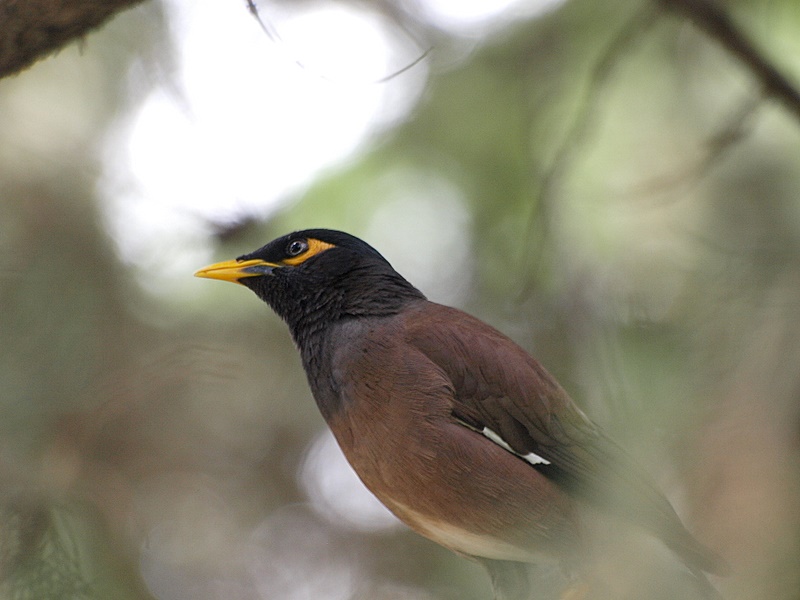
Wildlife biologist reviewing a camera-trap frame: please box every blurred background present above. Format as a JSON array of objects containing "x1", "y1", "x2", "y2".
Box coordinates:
[{"x1": 1, "y1": 0, "x2": 800, "y2": 598}]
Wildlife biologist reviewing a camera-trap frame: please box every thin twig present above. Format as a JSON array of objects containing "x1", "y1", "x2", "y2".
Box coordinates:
[
  {"x1": 519, "y1": 5, "x2": 660, "y2": 293},
  {"x1": 628, "y1": 91, "x2": 762, "y2": 197},
  {"x1": 245, "y1": 0, "x2": 431, "y2": 84}
]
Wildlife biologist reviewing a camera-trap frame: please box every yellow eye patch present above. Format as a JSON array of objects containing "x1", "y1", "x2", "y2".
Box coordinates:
[{"x1": 282, "y1": 238, "x2": 336, "y2": 266}]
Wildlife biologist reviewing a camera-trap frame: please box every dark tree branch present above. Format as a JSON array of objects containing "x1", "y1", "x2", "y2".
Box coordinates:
[
  {"x1": 660, "y1": 0, "x2": 800, "y2": 121},
  {"x1": 0, "y1": 0, "x2": 146, "y2": 80}
]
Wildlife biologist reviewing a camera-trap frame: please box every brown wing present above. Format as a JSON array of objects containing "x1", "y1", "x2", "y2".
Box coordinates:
[{"x1": 403, "y1": 301, "x2": 728, "y2": 576}]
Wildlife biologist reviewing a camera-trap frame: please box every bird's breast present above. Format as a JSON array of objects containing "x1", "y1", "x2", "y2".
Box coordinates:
[{"x1": 310, "y1": 315, "x2": 581, "y2": 563}]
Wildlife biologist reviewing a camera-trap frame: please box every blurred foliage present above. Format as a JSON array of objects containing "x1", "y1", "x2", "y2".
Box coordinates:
[{"x1": 1, "y1": 0, "x2": 800, "y2": 599}]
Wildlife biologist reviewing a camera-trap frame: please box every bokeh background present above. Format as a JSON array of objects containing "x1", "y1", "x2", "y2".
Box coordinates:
[{"x1": 2, "y1": 0, "x2": 800, "y2": 598}]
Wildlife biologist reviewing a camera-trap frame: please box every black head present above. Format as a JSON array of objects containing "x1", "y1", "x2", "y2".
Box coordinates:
[{"x1": 195, "y1": 229, "x2": 425, "y2": 342}]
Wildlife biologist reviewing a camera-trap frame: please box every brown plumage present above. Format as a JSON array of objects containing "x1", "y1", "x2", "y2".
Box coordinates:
[{"x1": 195, "y1": 229, "x2": 728, "y2": 600}]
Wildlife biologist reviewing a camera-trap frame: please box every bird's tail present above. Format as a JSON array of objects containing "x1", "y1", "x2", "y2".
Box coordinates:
[{"x1": 662, "y1": 528, "x2": 729, "y2": 599}]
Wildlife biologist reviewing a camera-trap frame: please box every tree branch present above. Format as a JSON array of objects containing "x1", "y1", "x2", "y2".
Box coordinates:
[
  {"x1": 660, "y1": 0, "x2": 800, "y2": 122},
  {"x1": 0, "y1": 0, "x2": 146, "y2": 80}
]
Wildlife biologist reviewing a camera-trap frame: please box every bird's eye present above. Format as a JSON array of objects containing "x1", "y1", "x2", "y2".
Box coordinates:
[{"x1": 286, "y1": 239, "x2": 308, "y2": 257}]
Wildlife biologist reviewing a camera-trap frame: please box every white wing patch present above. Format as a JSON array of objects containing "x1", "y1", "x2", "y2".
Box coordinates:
[{"x1": 480, "y1": 426, "x2": 551, "y2": 466}]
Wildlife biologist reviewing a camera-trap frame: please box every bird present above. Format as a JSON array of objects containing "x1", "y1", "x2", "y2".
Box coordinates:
[{"x1": 194, "y1": 228, "x2": 729, "y2": 600}]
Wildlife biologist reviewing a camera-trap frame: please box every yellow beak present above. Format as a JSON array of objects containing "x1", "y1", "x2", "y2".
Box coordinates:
[{"x1": 194, "y1": 258, "x2": 279, "y2": 285}]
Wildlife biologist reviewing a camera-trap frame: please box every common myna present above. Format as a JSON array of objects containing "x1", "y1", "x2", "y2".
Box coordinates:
[{"x1": 195, "y1": 229, "x2": 728, "y2": 599}]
